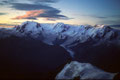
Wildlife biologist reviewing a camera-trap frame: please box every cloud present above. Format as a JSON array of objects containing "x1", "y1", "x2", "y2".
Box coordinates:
[
  {"x1": 12, "y1": 10, "x2": 45, "y2": 20},
  {"x1": 81, "y1": 14, "x2": 120, "y2": 19},
  {"x1": 0, "y1": 23, "x2": 15, "y2": 27},
  {"x1": 99, "y1": 19, "x2": 120, "y2": 25},
  {"x1": 12, "y1": 9, "x2": 69, "y2": 20},
  {"x1": 94, "y1": 16, "x2": 107, "y2": 19},
  {"x1": 28, "y1": 0, "x2": 59, "y2": 3},
  {"x1": 0, "y1": 0, "x2": 58, "y2": 11},
  {"x1": 0, "y1": 0, "x2": 15, "y2": 5},
  {"x1": 109, "y1": 15, "x2": 120, "y2": 18},
  {"x1": 81, "y1": 15, "x2": 108, "y2": 19},
  {"x1": 0, "y1": 0, "x2": 58, "y2": 5},
  {"x1": 110, "y1": 25, "x2": 120, "y2": 27},
  {"x1": 0, "y1": 13, "x2": 7, "y2": 15},
  {"x1": 0, "y1": 0, "x2": 70, "y2": 20},
  {"x1": 11, "y1": 3, "x2": 56, "y2": 11},
  {"x1": 80, "y1": 14, "x2": 120, "y2": 25},
  {"x1": 2, "y1": 0, "x2": 15, "y2": 3}
]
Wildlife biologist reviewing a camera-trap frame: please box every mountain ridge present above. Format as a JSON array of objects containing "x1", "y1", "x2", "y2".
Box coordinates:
[
  {"x1": 0, "y1": 21, "x2": 120, "y2": 79},
  {"x1": 0, "y1": 21, "x2": 120, "y2": 57}
]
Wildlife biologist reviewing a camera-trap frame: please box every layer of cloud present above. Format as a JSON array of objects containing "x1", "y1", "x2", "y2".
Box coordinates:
[
  {"x1": 0, "y1": 13, "x2": 7, "y2": 15},
  {"x1": 0, "y1": 0, "x2": 69, "y2": 21},
  {"x1": 12, "y1": 9, "x2": 69, "y2": 20},
  {"x1": 81, "y1": 15, "x2": 108, "y2": 19},
  {"x1": 81, "y1": 14, "x2": 120, "y2": 19},
  {"x1": 12, "y1": 10, "x2": 45, "y2": 20},
  {"x1": 0, "y1": 23, "x2": 15, "y2": 27},
  {"x1": 109, "y1": 15, "x2": 120, "y2": 18},
  {"x1": 0, "y1": 0, "x2": 58, "y2": 4},
  {"x1": 28, "y1": 0, "x2": 59, "y2": 3},
  {"x1": 0, "y1": 0, "x2": 15, "y2": 5},
  {"x1": 11, "y1": 3, "x2": 56, "y2": 11},
  {"x1": 100, "y1": 20, "x2": 120, "y2": 25}
]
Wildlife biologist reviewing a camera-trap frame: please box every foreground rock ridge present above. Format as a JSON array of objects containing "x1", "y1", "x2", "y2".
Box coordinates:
[{"x1": 56, "y1": 61, "x2": 116, "y2": 79}]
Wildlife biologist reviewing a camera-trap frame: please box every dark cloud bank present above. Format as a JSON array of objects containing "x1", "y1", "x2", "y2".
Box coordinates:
[{"x1": 0, "y1": 0, "x2": 69, "y2": 20}]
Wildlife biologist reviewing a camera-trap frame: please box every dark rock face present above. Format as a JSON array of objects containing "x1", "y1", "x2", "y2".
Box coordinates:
[
  {"x1": 113, "y1": 73, "x2": 120, "y2": 80},
  {"x1": 70, "y1": 40, "x2": 120, "y2": 73},
  {"x1": 0, "y1": 36, "x2": 71, "y2": 79}
]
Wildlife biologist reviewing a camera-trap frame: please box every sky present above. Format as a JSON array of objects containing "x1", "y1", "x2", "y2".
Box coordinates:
[{"x1": 0, "y1": 0, "x2": 120, "y2": 27}]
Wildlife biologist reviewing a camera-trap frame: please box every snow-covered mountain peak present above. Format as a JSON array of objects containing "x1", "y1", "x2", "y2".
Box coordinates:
[
  {"x1": 95, "y1": 24, "x2": 105, "y2": 28},
  {"x1": 12, "y1": 21, "x2": 119, "y2": 42},
  {"x1": 14, "y1": 21, "x2": 41, "y2": 33},
  {"x1": 13, "y1": 21, "x2": 112, "y2": 34},
  {"x1": 0, "y1": 21, "x2": 120, "y2": 57},
  {"x1": 54, "y1": 22, "x2": 65, "y2": 27}
]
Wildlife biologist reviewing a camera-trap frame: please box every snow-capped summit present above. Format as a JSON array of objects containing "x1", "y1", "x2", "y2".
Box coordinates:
[
  {"x1": 0, "y1": 21, "x2": 120, "y2": 57},
  {"x1": 0, "y1": 21, "x2": 120, "y2": 80},
  {"x1": 14, "y1": 21, "x2": 41, "y2": 33},
  {"x1": 13, "y1": 21, "x2": 115, "y2": 40},
  {"x1": 95, "y1": 24, "x2": 105, "y2": 28},
  {"x1": 0, "y1": 21, "x2": 119, "y2": 46}
]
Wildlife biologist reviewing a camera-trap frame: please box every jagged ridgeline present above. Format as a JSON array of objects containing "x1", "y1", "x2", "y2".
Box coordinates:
[{"x1": 0, "y1": 21, "x2": 120, "y2": 79}]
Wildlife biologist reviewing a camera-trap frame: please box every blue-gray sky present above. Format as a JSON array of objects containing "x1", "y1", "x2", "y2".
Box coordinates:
[{"x1": 0, "y1": 0, "x2": 120, "y2": 27}]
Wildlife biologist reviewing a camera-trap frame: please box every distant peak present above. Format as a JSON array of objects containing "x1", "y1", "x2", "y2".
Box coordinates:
[
  {"x1": 94, "y1": 24, "x2": 105, "y2": 28},
  {"x1": 55, "y1": 22, "x2": 65, "y2": 25}
]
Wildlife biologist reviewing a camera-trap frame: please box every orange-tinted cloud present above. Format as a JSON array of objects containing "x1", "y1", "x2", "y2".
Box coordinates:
[
  {"x1": 12, "y1": 9, "x2": 69, "y2": 21},
  {"x1": 13, "y1": 10, "x2": 45, "y2": 20}
]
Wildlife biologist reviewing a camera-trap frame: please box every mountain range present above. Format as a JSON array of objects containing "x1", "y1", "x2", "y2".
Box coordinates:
[{"x1": 0, "y1": 21, "x2": 120, "y2": 79}]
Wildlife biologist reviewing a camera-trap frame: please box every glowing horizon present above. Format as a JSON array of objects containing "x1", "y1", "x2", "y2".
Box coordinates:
[{"x1": 0, "y1": 0, "x2": 120, "y2": 27}]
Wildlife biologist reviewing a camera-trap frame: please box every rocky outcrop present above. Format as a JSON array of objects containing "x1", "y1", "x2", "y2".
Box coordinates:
[{"x1": 56, "y1": 61, "x2": 116, "y2": 79}]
